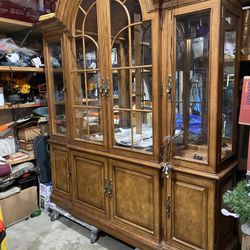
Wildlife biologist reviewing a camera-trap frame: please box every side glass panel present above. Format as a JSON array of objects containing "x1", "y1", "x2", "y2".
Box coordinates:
[
  {"x1": 221, "y1": 11, "x2": 237, "y2": 160},
  {"x1": 174, "y1": 12, "x2": 210, "y2": 163},
  {"x1": 110, "y1": 0, "x2": 153, "y2": 153},
  {"x1": 49, "y1": 42, "x2": 67, "y2": 136},
  {"x1": 72, "y1": 1, "x2": 104, "y2": 144}
]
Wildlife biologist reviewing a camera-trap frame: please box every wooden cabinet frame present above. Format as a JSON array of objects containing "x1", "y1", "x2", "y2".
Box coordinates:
[{"x1": 41, "y1": 0, "x2": 242, "y2": 249}]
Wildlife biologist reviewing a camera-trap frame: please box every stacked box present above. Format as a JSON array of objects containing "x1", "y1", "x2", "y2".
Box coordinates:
[{"x1": 39, "y1": 182, "x2": 52, "y2": 213}]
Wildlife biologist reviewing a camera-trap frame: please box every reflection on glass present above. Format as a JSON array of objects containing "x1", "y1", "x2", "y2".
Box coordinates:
[
  {"x1": 110, "y1": 0, "x2": 153, "y2": 153},
  {"x1": 73, "y1": 73, "x2": 100, "y2": 106},
  {"x1": 74, "y1": 108, "x2": 103, "y2": 142},
  {"x1": 132, "y1": 111, "x2": 153, "y2": 151},
  {"x1": 112, "y1": 69, "x2": 130, "y2": 109},
  {"x1": 75, "y1": 37, "x2": 98, "y2": 70},
  {"x1": 114, "y1": 111, "x2": 131, "y2": 146},
  {"x1": 174, "y1": 12, "x2": 210, "y2": 163},
  {"x1": 49, "y1": 42, "x2": 67, "y2": 136},
  {"x1": 132, "y1": 22, "x2": 152, "y2": 66},
  {"x1": 221, "y1": 11, "x2": 237, "y2": 160},
  {"x1": 75, "y1": 37, "x2": 83, "y2": 69},
  {"x1": 132, "y1": 68, "x2": 152, "y2": 110}
]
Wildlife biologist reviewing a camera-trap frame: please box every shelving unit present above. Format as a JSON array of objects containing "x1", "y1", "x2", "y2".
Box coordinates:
[
  {"x1": 0, "y1": 17, "x2": 33, "y2": 33},
  {"x1": 0, "y1": 66, "x2": 45, "y2": 73},
  {"x1": 0, "y1": 103, "x2": 47, "y2": 110},
  {"x1": 6, "y1": 151, "x2": 35, "y2": 165}
]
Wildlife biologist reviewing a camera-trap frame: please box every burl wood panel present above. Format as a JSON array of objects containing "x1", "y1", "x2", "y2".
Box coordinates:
[
  {"x1": 173, "y1": 180, "x2": 207, "y2": 249},
  {"x1": 110, "y1": 160, "x2": 160, "y2": 238},
  {"x1": 52, "y1": 147, "x2": 70, "y2": 195},
  {"x1": 74, "y1": 154, "x2": 106, "y2": 213}
]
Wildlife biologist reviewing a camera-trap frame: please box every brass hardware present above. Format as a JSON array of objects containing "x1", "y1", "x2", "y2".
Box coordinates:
[
  {"x1": 167, "y1": 75, "x2": 172, "y2": 102},
  {"x1": 99, "y1": 79, "x2": 105, "y2": 97},
  {"x1": 162, "y1": 162, "x2": 172, "y2": 178},
  {"x1": 104, "y1": 178, "x2": 112, "y2": 198},
  {"x1": 166, "y1": 195, "x2": 171, "y2": 218},
  {"x1": 105, "y1": 79, "x2": 110, "y2": 97},
  {"x1": 107, "y1": 179, "x2": 112, "y2": 198},
  {"x1": 104, "y1": 178, "x2": 109, "y2": 194}
]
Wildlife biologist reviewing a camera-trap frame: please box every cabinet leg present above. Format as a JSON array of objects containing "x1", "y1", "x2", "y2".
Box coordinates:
[
  {"x1": 50, "y1": 210, "x2": 60, "y2": 221},
  {"x1": 90, "y1": 228, "x2": 100, "y2": 244}
]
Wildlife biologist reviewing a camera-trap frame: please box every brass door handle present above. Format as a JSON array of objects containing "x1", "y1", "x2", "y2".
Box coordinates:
[
  {"x1": 104, "y1": 178, "x2": 109, "y2": 194},
  {"x1": 104, "y1": 178, "x2": 112, "y2": 198},
  {"x1": 105, "y1": 79, "x2": 110, "y2": 97},
  {"x1": 107, "y1": 179, "x2": 112, "y2": 198},
  {"x1": 99, "y1": 79, "x2": 105, "y2": 97}
]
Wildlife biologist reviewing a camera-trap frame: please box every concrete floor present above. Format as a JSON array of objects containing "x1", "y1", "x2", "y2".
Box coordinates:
[{"x1": 6, "y1": 213, "x2": 134, "y2": 250}]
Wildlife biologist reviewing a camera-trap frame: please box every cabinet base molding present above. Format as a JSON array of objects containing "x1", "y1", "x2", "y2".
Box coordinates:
[
  {"x1": 50, "y1": 193, "x2": 72, "y2": 212},
  {"x1": 71, "y1": 206, "x2": 162, "y2": 250}
]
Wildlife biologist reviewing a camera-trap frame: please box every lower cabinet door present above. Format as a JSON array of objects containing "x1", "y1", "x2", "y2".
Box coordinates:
[
  {"x1": 110, "y1": 159, "x2": 161, "y2": 242},
  {"x1": 50, "y1": 144, "x2": 71, "y2": 209},
  {"x1": 165, "y1": 172, "x2": 215, "y2": 250},
  {"x1": 71, "y1": 151, "x2": 109, "y2": 219}
]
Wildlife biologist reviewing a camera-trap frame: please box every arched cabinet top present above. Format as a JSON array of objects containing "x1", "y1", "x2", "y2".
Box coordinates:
[{"x1": 54, "y1": 0, "x2": 159, "y2": 33}]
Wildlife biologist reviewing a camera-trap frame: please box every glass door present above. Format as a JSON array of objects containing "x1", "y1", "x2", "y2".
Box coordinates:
[
  {"x1": 48, "y1": 41, "x2": 67, "y2": 136},
  {"x1": 174, "y1": 11, "x2": 210, "y2": 163},
  {"x1": 71, "y1": 0, "x2": 107, "y2": 146},
  {"x1": 108, "y1": 0, "x2": 153, "y2": 154},
  {"x1": 220, "y1": 10, "x2": 238, "y2": 160}
]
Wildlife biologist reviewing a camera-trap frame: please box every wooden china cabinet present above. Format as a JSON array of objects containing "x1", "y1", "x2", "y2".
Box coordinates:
[{"x1": 40, "y1": 0, "x2": 242, "y2": 249}]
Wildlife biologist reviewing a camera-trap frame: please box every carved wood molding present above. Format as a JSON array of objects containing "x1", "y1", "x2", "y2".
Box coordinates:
[{"x1": 53, "y1": 0, "x2": 159, "y2": 32}]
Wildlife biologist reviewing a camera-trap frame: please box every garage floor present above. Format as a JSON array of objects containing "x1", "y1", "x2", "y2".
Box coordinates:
[{"x1": 6, "y1": 213, "x2": 134, "y2": 250}]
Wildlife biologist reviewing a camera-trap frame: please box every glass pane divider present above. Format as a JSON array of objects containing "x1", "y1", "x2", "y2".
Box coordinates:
[
  {"x1": 72, "y1": 69, "x2": 99, "y2": 73},
  {"x1": 113, "y1": 108, "x2": 152, "y2": 113},
  {"x1": 73, "y1": 105, "x2": 101, "y2": 109},
  {"x1": 111, "y1": 65, "x2": 152, "y2": 71}
]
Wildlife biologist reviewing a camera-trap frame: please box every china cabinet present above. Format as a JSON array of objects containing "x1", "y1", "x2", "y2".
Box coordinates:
[{"x1": 41, "y1": 0, "x2": 242, "y2": 249}]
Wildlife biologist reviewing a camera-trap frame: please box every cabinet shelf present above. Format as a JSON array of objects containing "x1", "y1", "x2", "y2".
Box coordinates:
[
  {"x1": 0, "y1": 66, "x2": 45, "y2": 73},
  {"x1": 240, "y1": 55, "x2": 250, "y2": 62},
  {"x1": 0, "y1": 17, "x2": 33, "y2": 33},
  {"x1": 0, "y1": 103, "x2": 47, "y2": 110},
  {"x1": 6, "y1": 151, "x2": 35, "y2": 165}
]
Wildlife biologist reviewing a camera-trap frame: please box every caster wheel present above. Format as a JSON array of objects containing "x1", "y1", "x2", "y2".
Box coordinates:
[
  {"x1": 90, "y1": 230, "x2": 99, "y2": 244},
  {"x1": 50, "y1": 211, "x2": 60, "y2": 221}
]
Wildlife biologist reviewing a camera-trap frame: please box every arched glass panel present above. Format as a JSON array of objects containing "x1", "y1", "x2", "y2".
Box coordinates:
[
  {"x1": 73, "y1": 1, "x2": 104, "y2": 143},
  {"x1": 110, "y1": 0, "x2": 153, "y2": 153}
]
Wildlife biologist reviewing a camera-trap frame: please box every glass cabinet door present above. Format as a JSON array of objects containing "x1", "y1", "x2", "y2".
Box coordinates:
[
  {"x1": 72, "y1": 0, "x2": 105, "y2": 144},
  {"x1": 49, "y1": 42, "x2": 67, "y2": 136},
  {"x1": 109, "y1": 0, "x2": 153, "y2": 153},
  {"x1": 174, "y1": 12, "x2": 210, "y2": 163},
  {"x1": 220, "y1": 10, "x2": 238, "y2": 160}
]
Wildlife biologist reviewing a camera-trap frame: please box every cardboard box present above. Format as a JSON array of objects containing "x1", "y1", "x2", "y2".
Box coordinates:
[
  {"x1": 39, "y1": 182, "x2": 52, "y2": 213},
  {"x1": 242, "y1": 233, "x2": 250, "y2": 250},
  {"x1": 0, "y1": 186, "x2": 38, "y2": 227}
]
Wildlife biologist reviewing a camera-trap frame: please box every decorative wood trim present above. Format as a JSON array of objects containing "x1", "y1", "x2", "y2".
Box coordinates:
[{"x1": 69, "y1": 144, "x2": 162, "y2": 170}]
